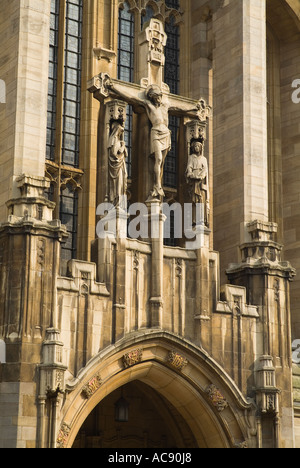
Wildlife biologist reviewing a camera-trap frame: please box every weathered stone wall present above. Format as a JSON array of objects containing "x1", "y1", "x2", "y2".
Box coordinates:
[{"x1": 0, "y1": 0, "x2": 51, "y2": 222}]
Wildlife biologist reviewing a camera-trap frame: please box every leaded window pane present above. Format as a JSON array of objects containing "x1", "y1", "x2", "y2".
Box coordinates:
[
  {"x1": 60, "y1": 184, "x2": 78, "y2": 263},
  {"x1": 62, "y1": 0, "x2": 83, "y2": 169},
  {"x1": 46, "y1": 0, "x2": 83, "y2": 267},
  {"x1": 46, "y1": 0, "x2": 60, "y2": 162},
  {"x1": 118, "y1": 2, "x2": 134, "y2": 177}
]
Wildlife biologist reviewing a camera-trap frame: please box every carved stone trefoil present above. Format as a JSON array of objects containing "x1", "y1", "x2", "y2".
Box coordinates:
[
  {"x1": 81, "y1": 373, "x2": 102, "y2": 399},
  {"x1": 123, "y1": 349, "x2": 143, "y2": 368},
  {"x1": 205, "y1": 384, "x2": 228, "y2": 412},
  {"x1": 167, "y1": 350, "x2": 188, "y2": 371}
]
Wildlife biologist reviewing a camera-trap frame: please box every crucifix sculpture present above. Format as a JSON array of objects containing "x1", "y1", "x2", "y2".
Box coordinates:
[
  {"x1": 88, "y1": 18, "x2": 211, "y2": 330},
  {"x1": 89, "y1": 18, "x2": 210, "y2": 202}
]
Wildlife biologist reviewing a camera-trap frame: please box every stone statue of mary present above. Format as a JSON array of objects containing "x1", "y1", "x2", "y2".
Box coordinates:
[{"x1": 108, "y1": 121, "x2": 128, "y2": 208}]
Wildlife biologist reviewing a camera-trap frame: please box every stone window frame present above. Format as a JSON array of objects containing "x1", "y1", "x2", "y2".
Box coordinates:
[{"x1": 45, "y1": 0, "x2": 84, "y2": 272}]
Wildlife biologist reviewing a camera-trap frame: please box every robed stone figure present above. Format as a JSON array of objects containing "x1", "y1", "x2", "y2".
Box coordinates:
[
  {"x1": 186, "y1": 139, "x2": 210, "y2": 226},
  {"x1": 108, "y1": 121, "x2": 128, "y2": 208}
]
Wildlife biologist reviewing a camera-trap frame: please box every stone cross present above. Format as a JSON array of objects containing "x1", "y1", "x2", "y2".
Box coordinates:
[
  {"x1": 88, "y1": 18, "x2": 211, "y2": 330},
  {"x1": 88, "y1": 18, "x2": 210, "y2": 202}
]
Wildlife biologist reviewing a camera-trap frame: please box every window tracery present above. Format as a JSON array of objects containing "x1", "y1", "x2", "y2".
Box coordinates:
[{"x1": 118, "y1": 0, "x2": 183, "y2": 26}]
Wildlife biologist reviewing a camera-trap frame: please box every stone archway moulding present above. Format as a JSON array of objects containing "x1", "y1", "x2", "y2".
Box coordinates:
[{"x1": 57, "y1": 332, "x2": 255, "y2": 448}]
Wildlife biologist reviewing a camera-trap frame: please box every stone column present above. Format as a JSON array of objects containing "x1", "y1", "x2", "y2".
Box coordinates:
[
  {"x1": 147, "y1": 200, "x2": 166, "y2": 328},
  {"x1": 213, "y1": 0, "x2": 269, "y2": 279},
  {"x1": 0, "y1": 0, "x2": 51, "y2": 221}
]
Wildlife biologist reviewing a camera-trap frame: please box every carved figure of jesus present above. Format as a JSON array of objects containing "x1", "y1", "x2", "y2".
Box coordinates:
[
  {"x1": 106, "y1": 78, "x2": 200, "y2": 199},
  {"x1": 145, "y1": 84, "x2": 171, "y2": 198}
]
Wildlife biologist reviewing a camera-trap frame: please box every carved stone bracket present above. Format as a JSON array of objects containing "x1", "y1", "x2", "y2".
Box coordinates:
[
  {"x1": 106, "y1": 99, "x2": 128, "y2": 126},
  {"x1": 93, "y1": 46, "x2": 116, "y2": 63},
  {"x1": 205, "y1": 384, "x2": 228, "y2": 412},
  {"x1": 185, "y1": 119, "x2": 207, "y2": 147},
  {"x1": 123, "y1": 349, "x2": 143, "y2": 368}
]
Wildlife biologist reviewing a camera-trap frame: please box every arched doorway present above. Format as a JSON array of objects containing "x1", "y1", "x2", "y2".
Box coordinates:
[
  {"x1": 72, "y1": 381, "x2": 198, "y2": 448},
  {"x1": 59, "y1": 333, "x2": 254, "y2": 448}
]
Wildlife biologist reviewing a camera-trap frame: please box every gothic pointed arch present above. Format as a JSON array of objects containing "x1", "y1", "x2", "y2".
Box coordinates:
[{"x1": 57, "y1": 333, "x2": 255, "y2": 448}]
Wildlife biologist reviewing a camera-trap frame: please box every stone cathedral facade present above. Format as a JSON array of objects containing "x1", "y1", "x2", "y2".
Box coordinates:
[{"x1": 1, "y1": 0, "x2": 300, "y2": 449}]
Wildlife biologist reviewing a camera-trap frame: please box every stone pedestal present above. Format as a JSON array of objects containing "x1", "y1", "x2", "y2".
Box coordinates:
[{"x1": 147, "y1": 200, "x2": 166, "y2": 328}]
